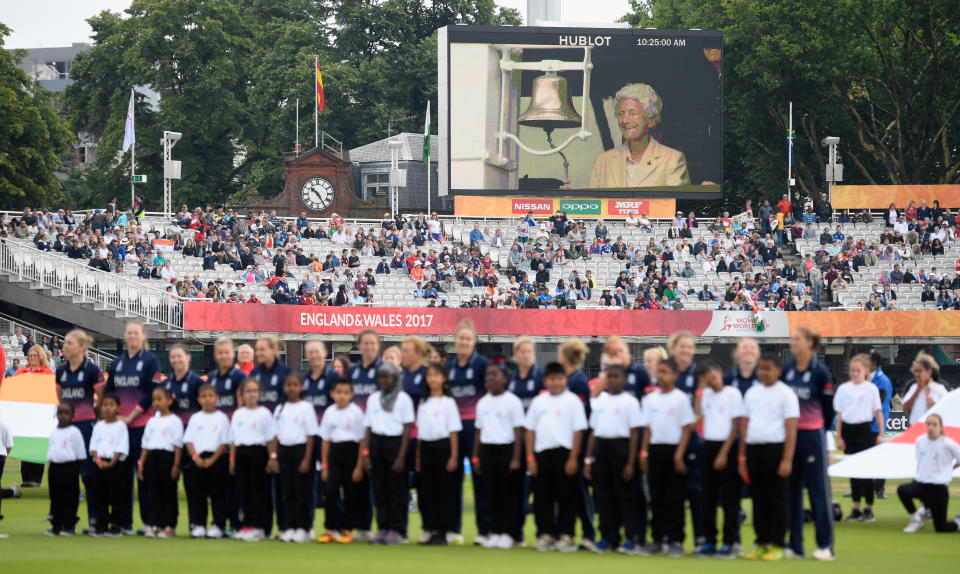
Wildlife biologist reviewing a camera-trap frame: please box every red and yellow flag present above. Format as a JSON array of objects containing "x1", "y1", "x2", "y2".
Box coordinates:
[{"x1": 316, "y1": 57, "x2": 325, "y2": 112}]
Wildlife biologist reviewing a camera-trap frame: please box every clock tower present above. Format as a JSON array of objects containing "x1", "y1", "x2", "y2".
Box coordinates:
[{"x1": 278, "y1": 147, "x2": 354, "y2": 216}]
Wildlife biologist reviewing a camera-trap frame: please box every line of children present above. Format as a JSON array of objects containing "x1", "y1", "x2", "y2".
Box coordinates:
[{"x1": 37, "y1": 328, "x2": 900, "y2": 558}]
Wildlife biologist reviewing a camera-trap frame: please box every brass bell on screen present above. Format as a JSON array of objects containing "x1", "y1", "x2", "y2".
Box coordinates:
[{"x1": 518, "y1": 72, "x2": 582, "y2": 129}]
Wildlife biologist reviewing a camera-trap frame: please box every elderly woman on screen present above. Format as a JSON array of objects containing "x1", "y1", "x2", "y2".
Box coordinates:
[{"x1": 588, "y1": 83, "x2": 690, "y2": 188}]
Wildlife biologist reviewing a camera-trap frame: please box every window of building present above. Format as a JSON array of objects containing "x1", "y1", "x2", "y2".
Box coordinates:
[{"x1": 365, "y1": 171, "x2": 390, "y2": 198}]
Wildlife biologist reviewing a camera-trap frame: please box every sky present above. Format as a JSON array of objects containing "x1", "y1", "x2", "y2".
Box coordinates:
[{"x1": 3, "y1": 0, "x2": 634, "y2": 49}]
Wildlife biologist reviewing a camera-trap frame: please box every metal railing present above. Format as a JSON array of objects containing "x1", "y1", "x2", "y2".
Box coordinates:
[
  {"x1": 0, "y1": 239, "x2": 183, "y2": 330},
  {"x1": 0, "y1": 311, "x2": 115, "y2": 370}
]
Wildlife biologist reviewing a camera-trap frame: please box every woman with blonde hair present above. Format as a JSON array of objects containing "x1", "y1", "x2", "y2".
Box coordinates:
[
  {"x1": 55, "y1": 329, "x2": 106, "y2": 527},
  {"x1": 14, "y1": 344, "x2": 55, "y2": 486}
]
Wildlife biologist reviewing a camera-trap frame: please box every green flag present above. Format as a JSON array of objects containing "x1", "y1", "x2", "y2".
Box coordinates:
[{"x1": 423, "y1": 101, "x2": 430, "y2": 163}]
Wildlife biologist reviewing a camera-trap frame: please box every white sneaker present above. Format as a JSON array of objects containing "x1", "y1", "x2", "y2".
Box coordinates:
[
  {"x1": 206, "y1": 525, "x2": 223, "y2": 539},
  {"x1": 353, "y1": 530, "x2": 372, "y2": 542},
  {"x1": 446, "y1": 532, "x2": 464, "y2": 545},
  {"x1": 903, "y1": 518, "x2": 925, "y2": 533},
  {"x1": 812, "y1": 547, "x2": 836, "y2": 561},
  {"x1": 292, "y1": 529, "x2": 309, "y2": 543},
  {"x1": 535, "y1": 534, "x2": 555, "y2": 551},
  {"x1": 496, "y1": 534, "x2": 514, "y2": 550},
  {"x1": 245, "y1": 528, "x2": 265, "y2": 542},
  {"x1": 280, "y1": 529, "x2": 295, "y2": 543},
  {"x1": 474, "y1": 534, "x2": 489, "y2": 547},
  {"x1": 190, "y1": 525, "x2": 206, "y2": 539},
  {"x1": 482, "y1": 534, "x2": 500, "y2": 549},
  {"x1": 555, "y1": 535, "x2": 577, "y2": 553}
]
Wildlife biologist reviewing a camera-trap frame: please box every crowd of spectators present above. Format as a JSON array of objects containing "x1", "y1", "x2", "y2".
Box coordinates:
[{"x1": 2, "y1": 193, "x2": 959, "y2": 311}]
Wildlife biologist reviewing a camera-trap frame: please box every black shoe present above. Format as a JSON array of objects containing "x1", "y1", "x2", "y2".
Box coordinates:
[
  {"x1": 860, "y1": 509, "x2": 876, "y2": 522},
  {"x1": 875, "y1": 490, "x2": 887, "y2": 500},
  {"x1": 844, "y1": 508, "x2": 862, "y2": 521}
]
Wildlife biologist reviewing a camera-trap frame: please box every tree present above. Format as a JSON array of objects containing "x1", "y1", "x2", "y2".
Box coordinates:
[
  {"x1": 627, "y1": 0, "x2": 960, "y2": 214},
  {"x1": 0, "y1": 23, "x2": 73, "y2": 210},
  {"x1": 63, "y1": 0, "x2": 521, "y2": 209}
]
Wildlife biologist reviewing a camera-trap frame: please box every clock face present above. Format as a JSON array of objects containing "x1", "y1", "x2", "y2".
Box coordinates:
[{"x1": 300, "y1": 177, "x2": 335, "y2": 212}]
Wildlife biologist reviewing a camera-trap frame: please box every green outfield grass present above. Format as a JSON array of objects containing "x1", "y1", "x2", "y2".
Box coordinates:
[{"x1": 2, "y1": 460, "x2": 958, "y2": 573}]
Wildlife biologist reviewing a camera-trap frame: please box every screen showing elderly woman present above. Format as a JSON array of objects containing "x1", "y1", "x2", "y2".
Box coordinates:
[
  {"x1": 588, "y1": 83, "x2": 690, "y2": 188},
  {"x1": 444, "y1": 26, "x2": 722, "y2": 197}
]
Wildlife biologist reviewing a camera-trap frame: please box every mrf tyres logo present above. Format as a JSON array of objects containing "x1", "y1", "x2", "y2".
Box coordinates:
[{"x1": 607, "y1": 200, "x2": 650, "y2": 215}]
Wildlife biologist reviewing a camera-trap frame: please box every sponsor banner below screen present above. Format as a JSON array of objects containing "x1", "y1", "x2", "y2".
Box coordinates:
[
  {"x1": 511, "y1": 199, "x2": 554, "y2": 215},
  {"x1": 607, "y1": 200, "x2": 651, "y2": 216},
  {"x1": 558, "y1": 200, "x2": 602, "y2": 215}
]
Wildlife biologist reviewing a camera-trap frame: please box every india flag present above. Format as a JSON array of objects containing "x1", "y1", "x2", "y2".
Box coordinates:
[
  {"x1": 0, "y1": 373, "x2": 58, "y2": 464},
  {"x1": 152, "y1": 238, "x2": 175, "y2": 252}
]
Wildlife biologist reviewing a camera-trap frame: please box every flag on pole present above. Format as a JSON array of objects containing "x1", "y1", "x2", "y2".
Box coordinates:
[
  {"x1": 316, "y1": 58, "x2": 325, "y2": 112},
  {"x1": 122, "y1": 90, "x2": 135, "y2": 152},
  {"x1": 423, "y1": 101, "x2": 431, "y2": 164}
]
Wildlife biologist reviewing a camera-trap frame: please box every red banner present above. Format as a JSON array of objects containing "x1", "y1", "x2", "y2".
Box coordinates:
[
  {"x1": 183, "y1": 302, "x2": 713, "y2": 337},
  {"x1": 511, "y1": 199, "x2": 554, "y2": 215},
  {"x1": 607, "y1": 199, "x2": 651, "y2": 216}
]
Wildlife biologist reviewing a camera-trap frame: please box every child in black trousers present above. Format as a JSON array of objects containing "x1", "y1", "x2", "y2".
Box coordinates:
[
  {"x1": 230, "y1": 378, "x2": 279, "y2": 542},
  {"x1": 739, "y1": 355, "x2": 799, "y2": 561},
  {"x1": 138, "y1": 387, "x2": 184, "y2": 538},
  {"x1": 694, "y1": 362, "x2": 745, "y2": 558},
  {"x1": 361, "y1": 363, "x2": 414, "y2": 545},
  {"x1": 584, "y1": 365, "x2": 643, "y2": 554},
  {"x1": 318, "y1": 379, "x2": 366, "y2": 543},
  {"x1": 46, "y1": 403, "x2": 86, "y2": 535},
  {"x1": 274, "y1": 374, "x2": 318, "y2": 543},
  {"x1": 183, "y1": 384, "x2": 231, "y2": 538},
  {"x1": 640, "y1": 358, "x2": 696, "y2": 557},
  {"x1": 525, "y1": 362, "x2": 587, "y2": 552},
  {"x1": 472, "y1": 361, "x2": 525, "y2": 549},
  {"x1": 415, "y1": 364, "x2": 462, "y2": 545},
  {"x1": 89, "y1": 393, "x2": 129, "y2": 536}
]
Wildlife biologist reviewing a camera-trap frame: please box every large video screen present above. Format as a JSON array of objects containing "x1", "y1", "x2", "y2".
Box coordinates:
[{"x1": 438, "y1": 26, "x2": 722, "y2": 199}]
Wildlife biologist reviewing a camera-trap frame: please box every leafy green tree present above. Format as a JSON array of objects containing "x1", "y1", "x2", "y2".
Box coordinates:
[
  {"x1": 63, "y1": 0, "x2": 520, "y2": 209},
  {"x1": 628, "y1": 0, "x2": 960, "y2": 215},
  {"x1": 0, "y1": 23, "x2": 73, "y2": 209}
]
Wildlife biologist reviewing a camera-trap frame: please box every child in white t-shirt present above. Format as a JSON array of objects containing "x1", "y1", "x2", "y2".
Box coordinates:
[
  {"x1": 525, "y1": 362, "x2": 587, "y2": 552},
  {"x1": 415, "y1": 364, "x2": 462, "y2": 545},
  {"x1": 738, "y1": 355, "x2": 798, "y2": 561},
  {"x1": 318, "y1": 379, "x2": 366, "y2": 544},
  {"x1": 274, "y1": 374, "x2": 319, "y2": 543},
  {"x1": 361, "y1": 362, "x2": 414, "y2": 545},
  {"x1": 89, "y1": 393, "x2": 129, "y2": 536},
  {"x1": 230, "y1": 378, "x2": 279, "y2": 542},
  {"x1": 898, "y1": 413, "x2": 960, "y2": 534},
  {"x1": 472, "y1": 360, "x2": 524, "y2": 549},
  {"x1": 584, "y1": 364, "x2": 644, "y2": 554},
  {"x1": 46, "y1": 403, "x2": 86, "y2": 535},
  {"x1": 833, "y1": 354, "x2": 883, "y2": 522},
  {"x1": 640, "y1": 357, "x2": 696, "y2": 556},
  {"x1": 183, "y1": 384, "x2": 231, "y2": 539},
  {"x1": 693, "y1": 362, "x2": 745, "y2": 557},
  {"x1": 138, "y1": 387, "x2": 184, "y2": 538}
]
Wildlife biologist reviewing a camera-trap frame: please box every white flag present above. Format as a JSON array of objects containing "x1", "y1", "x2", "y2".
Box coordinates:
[{"x1": 122, "y1": 90, "x2": 135, "y2": 152}]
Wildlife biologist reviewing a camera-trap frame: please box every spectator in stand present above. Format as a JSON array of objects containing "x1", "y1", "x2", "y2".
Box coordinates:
[{"x1": 815, "y1": 194, "x2": 833, "y2": 223}]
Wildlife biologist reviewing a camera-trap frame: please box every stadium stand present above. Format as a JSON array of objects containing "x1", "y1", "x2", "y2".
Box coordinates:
[{"x1": 1, "y1": 202, "x2": 958, "y2": 323}]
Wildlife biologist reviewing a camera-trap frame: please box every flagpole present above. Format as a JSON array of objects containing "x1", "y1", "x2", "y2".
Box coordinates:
[
  {"x1": 787, "y1": 101, "x2": 793, "y2": 204},
  {"x1": 425, "y1": 101, "x2": 431, "y2": 215},
  {"x1": 315, "y1": 55, "x2": 319, "y2": 150},
  {"x1": 296, "y1": 96, "x2": 300, "y2": 157},
  {"x1": 130, "y1": 88, "x2": 135, "y2": 209}
]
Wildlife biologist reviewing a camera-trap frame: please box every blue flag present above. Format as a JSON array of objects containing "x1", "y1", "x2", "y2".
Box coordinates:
[{"x1": 122, "y1": 90, "x2": 135, "y2": 152}]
